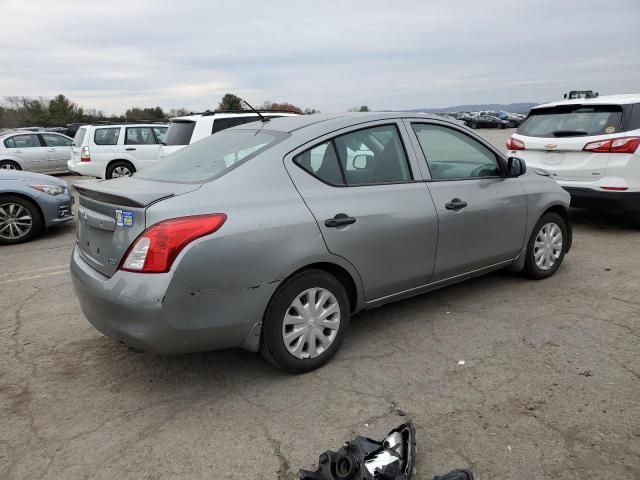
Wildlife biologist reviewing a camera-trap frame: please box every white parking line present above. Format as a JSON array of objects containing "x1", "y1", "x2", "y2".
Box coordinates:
[{"x1": 0, "y1": 269, "x2": 69, "y2": 285}]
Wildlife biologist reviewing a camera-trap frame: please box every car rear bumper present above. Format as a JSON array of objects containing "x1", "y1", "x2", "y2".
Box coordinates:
[
  {"x1": 563, "y1": 187, "x2": 640, "y2": 214},
  {"x1": 67, "y1": 159, "x2": 103, "y2": 178},
  {"x1": 70, "y1": 246, "x2": 276, "y2": 354}
]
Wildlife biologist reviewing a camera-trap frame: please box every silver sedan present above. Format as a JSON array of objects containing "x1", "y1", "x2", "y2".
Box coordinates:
[
  {"x1": 0, "y1": 131, "x2": 73, "y2": 173},
  {"x1": 70, "y1": 112, "x2": 571, "y2": 373}
]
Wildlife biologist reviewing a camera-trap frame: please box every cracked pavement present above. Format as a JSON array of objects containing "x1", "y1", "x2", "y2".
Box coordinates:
[{"x1": 1, "y1": 129, "x2": 639, "y2": 479}]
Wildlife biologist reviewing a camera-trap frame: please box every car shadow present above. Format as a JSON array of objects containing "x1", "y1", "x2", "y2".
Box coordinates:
[{"x1": 569, "y1": 207, "x2": 640, "y2": 231}]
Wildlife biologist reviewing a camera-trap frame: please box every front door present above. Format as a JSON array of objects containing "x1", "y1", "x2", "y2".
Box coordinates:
[
  {"x1": 41, "y1": 133, "x2": 72, "y2": 171},
  {"x1": 407, "y1": 121, "x2": 528, "y2": 281},
  {"x1": 285, "y1": 122, "x2": 438, "y2": 300}
]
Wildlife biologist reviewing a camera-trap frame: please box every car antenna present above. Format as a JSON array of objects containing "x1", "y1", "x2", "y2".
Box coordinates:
[{"x1": 243, "y1": 100, "x2": 269, "y2": 122}]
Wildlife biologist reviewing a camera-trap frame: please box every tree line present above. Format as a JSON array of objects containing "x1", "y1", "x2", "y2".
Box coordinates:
[{"x1": 0, "y1": 93, "x2": 327, "y2": 129}]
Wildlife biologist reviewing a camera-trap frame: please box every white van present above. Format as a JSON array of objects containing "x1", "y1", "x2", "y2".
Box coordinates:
[
  {"x1": 68, "y1": 123, "x2": 168, "y2": 179},
  {"x1": 160, "y1": 111, "x2": 298, "y2": 158}
]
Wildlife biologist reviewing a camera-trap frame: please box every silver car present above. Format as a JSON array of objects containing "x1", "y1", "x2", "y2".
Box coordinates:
[
  {"x1": 70, "y1": 113, "x2": 571, "y2": 373},
  {"x1": 0, "y1": 131, "x2": 73, "y2": 173},
  {"x1": 1, "y1": 170, "x2": 74, "y2": 244}
]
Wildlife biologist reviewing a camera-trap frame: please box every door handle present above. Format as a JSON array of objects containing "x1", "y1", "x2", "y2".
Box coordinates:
[
  {"x1": 325, "y1": 213, "x2": 356, "y2": 228},
  {"x1": 445, "y1": 198, "x2": 468, "y2": 211},
  {"x1": 47, "y1": 148, "x2": 56, "y2": 152},
  {"x1": 126, "y1": 147, "x2": 136, "y2": 151}
]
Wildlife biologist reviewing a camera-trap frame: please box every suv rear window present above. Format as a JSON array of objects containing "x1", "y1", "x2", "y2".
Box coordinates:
[
  {"x1": 164, "y1": 121, "x2": 195, "y2": 146},
  {"x1": 517, "y1": 105, "x2": 623, "y2": 138},
  {"x1": 137, "y1": 129, "x2": 285, "y2": 183},
  {"x1": 73, "y1": 127, "x2": 87, "y2": 146}
]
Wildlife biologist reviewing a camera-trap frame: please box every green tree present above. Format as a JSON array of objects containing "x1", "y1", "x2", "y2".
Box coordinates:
[
  {"x1": 48, "y1": 94, "x2": 83, "y2": 126},
  {"x1": 218, "y1": 93, "x2": 243, "y2": 111}
]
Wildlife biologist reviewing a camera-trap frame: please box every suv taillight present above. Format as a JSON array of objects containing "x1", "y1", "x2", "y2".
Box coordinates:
[
  {"x1": 80, "y1": 146, "x2": 91, "y2": 162},
  {"x1": 583, "y1": 137, "x2": 640, "y2": 154},
  {"x1": 120, "y1": 214, "x2": 227, "y2": 273},
  {"x1": 506, "y1": 136, "x2": 525, "y2": 150}
]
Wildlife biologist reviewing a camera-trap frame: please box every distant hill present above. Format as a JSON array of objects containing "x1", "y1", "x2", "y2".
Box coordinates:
[{"x1": 406, "y1": 102, "x2": 540, "y2": 114}]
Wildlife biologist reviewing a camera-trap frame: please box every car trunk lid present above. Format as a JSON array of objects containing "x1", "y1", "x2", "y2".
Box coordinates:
[{"x1": 74, "y1": 177, "x2": 200, "y2": 277}]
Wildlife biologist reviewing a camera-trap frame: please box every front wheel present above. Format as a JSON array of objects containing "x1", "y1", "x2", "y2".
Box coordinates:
[
  {"x1": 260, "y1": 269, "x2": 350, "y2": 374},
  {"x1": 0, "y1": 195, "x2": 42, "y2": 245},
  {"x1": 523, "y1": 212, "x2": 567, "y2": 279}
]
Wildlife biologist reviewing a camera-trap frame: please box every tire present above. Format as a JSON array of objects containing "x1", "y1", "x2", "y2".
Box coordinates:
[
  {"x1": 498, "y1": 124, "x2": 505, "y2": 129},
  {"x1": 0, "y1": 160, "x2": 21, "y2": 171},
  {"x1": 470, "y1": 123, "x2": 478, "y2": 129},
  {"x1": 523, "y1": 212, "x2": 567, "y2": 279},
  {"x1": 106, "y1": 161, "x2": 135, "y2": 179},
  {"x1": 0, "y1": 195, "x2": 42, "y2": 245},
  {"x1": 260, "y1": 269, "x2": 350, "y2": 374}
]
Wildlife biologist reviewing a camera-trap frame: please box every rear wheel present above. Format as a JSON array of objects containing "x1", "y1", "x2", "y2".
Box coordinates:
[
  {"x1": 470, "y1": 122, "x2": 478, "y2": 129},
  {"x1": 0, "y1": 195, "x2": 42, "y2": 245},
  {"x1": 0, "y1": 160, "x2": 21, "y2": 170},
  {"x1": 106, "y1": 161, "x2": 135, "y2": 179},
  {"x1": 260, "y1": 269, "x2": 350, "y2": 374},
  {"x1": 523, "y1": 212, "x2": 567, "y2": 279}
]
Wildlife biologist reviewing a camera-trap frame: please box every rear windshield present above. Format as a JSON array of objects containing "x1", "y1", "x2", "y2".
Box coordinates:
[
  {"x1": 137, "y1": 129, "x2": 286, "y2": 183},
  {"x1": 73, "y1": 127, "x2": 87, "y2": 146},
  {"x1": 517, "y1": 105, "x2": 623, "y2": 138},
  {"x1": 164, "y1": 121, "x2": 196, "y2": 146}
]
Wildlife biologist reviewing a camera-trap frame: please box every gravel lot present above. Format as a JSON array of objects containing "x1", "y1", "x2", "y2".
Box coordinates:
[{"x1": 1, "y1": 129, "x2": 639, "y2": 479}]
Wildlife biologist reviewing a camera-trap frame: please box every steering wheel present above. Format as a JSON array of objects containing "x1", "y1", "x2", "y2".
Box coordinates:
[{"x1": 470, "y1": 164, "x2": 498, "y2": 178}]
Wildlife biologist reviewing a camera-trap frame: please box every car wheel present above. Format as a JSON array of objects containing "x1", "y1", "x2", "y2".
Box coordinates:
[
  {"x1": 470, "y1": 123, "x2": 478, "y2": 129},
  {"x1": 0, "y1": 160, "x2": 21, "y2": 170},
  {"x1": 0, "y1": 195, "x2": 42, "y2": 245},
  {"x1": 260, "y1": 269, "x2": 350, "y2": 374},
  {"x1": 106, "y1": 161, "x2": 135, "y2": 179},
  {"x1": 498, "y1": 124, "x2": 504, "y2": 129},
  {"x1": 523, "y1": 212, "x2": 567, "y2": 279}
]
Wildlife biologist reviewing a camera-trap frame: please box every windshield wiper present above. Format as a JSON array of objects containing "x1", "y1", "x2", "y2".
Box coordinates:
[{"x1": 552, "y1": 130, "x2": 589, "y2": 137}]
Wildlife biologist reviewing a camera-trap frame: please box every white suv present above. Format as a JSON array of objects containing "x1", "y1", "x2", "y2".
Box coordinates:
[
  {"x1": 160, "y1": 111, "x2": 298, "y2": 158},
  {"x1": 68, "y1": 123, "x2": 168, "y2": 179},
  {"x1": 508, "y1": 94, "x2": 640, "y2": 217}
]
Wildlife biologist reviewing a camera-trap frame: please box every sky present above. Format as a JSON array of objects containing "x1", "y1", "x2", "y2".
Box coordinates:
[{"x1": 1, "y1": 0, "x2": 639, "y2": 115}]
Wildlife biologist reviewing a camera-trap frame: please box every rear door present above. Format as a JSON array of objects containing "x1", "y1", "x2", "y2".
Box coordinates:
[
  {"x1": 285, "y1": 121, "x2": 438, "y2": 301},
  {"x1": 513, "y1": 104, "x2": 624, "y2": 181},
  {"x1": 41, "y1": 133, "x2": 72, "y2": 170},
  {"x1": 121, "y1": 126, "x2": 161, "y2": 168},
  {"x1": 407, "y1": 121, "x2": 528, "y2": 281},
  {"x1": 7, "y1": 134, "x2": 49, "y2": 172}
]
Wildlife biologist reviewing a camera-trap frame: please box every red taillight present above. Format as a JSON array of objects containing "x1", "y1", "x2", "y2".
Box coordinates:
[
  {"x1": 506, "y1": 136, "x2": 525, "y2": 150},
  {"x1": 120, "y1": 214, "x2": 227, "y2": 273},
  {"x1": 583, "y1": 137, "x2": 640, "y2": 154},
  {"x1": 600, "y1": 186, "x2": 628, "y2": 191},
  {"x1": 80, "y1": 146, "x2": 91, "y2": 162}
]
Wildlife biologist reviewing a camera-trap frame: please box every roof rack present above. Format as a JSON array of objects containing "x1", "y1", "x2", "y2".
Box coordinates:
[{"x1": 183, "y1": 109, "x2": 299, "y2": 117}]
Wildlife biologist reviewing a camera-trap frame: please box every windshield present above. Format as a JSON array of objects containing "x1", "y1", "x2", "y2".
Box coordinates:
[
  {"x1": 517, "y1": 105, "x2": 623, "y2": 137},
  {"x1": 163, "y1": 121, "x2": 196, "y2": 146},
  {"x1": 137, "y1": 129, "x2": 285, "y2": 183}
]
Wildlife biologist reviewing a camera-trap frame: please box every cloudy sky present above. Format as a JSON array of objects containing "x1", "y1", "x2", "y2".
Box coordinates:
[{"x1": 1, "y1": 0, "x2": 639, "y2": 114}]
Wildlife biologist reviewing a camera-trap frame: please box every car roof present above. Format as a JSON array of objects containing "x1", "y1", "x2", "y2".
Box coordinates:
[
  {"x1": 169, "y1": 111, "x2": 299, "y2": 122},
  {"x1": 536, "y1": 93, "x2": 640, "y2": 109},
  {"x1": 236, "y1": 111, "x2": 455, "y2": 134}
]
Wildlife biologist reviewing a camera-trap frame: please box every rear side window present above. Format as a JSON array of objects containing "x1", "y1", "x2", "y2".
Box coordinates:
[
  {"x1": 42, "y1": 134, "x2": 72, "y2": 147},
  {"x1": 9, "y1": 134, "x2": 41, "y2": 148},
  {"x1": 211, "y1": 116, "x2": 260, "y2": 134},
  {"x1": 94, "y1": 128, "x2": 120, "y2": 145},
  {"x1": 294, "y1": 141, "x2": 345, "y2": 186},
  {"x1": 164, "y1": 121, "x2": 195, "y2": 146},
  {"x1": 153, "y1": 127, "x2": 167, "y2": 143},
  {"x1": 125, "y1": 127, "x2": 156, "y2": 145},
  {"x1": 4, "y1": 137, "x2": 16, "y2": 148},
  {"x1": 518, "y1": 105, "x2": 623, "y2": 137},
  {"x1": 73, "y1": 127, "x2": 87, "y2": 146},
  {"x1": 137, "y1": 129, "x2": 284, "y2": 183}
]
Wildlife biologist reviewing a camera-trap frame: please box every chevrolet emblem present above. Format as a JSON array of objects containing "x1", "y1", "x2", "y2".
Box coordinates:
[{"x1": 544, "y1": 143, "x2": 557, "y2": 150}]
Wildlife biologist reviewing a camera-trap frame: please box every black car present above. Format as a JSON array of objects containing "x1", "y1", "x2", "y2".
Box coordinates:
[{"x1": 468, "y1": 115, "x2": 511, "y2": 129}]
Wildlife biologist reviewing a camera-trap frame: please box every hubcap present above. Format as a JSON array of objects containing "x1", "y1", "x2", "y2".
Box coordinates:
[
  {"x1": 534, "y1": 222, "x2": 563, "y2": 271},
  {"x1": 0, "y1": 163, "x2": 17, "y2": 170},
  {"x1": 282, "y1": 287, "x2": 341, "y2": 359},
  {"x1": 112, "y1": 166, "x2": 131, "y2": 178},
  {"x1": 0, "y1": 203, "x2": 33, "y2": 240}
]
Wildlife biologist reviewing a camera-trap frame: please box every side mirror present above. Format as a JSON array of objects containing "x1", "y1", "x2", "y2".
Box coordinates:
[{"x1": 507, "y1": 157, "x2": 526, "y2": 177}]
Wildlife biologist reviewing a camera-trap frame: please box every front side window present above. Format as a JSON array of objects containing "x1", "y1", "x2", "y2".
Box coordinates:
[
  {"x1": 126, "y1": 127, "x2": 156, "y2": 145},
  {"x1": 137, "y1": 129, "x2": 284, "y2": 183},
  {"x1": 94, "y1": 128, "x2": 120, "y2": 146},
  {"x1": 412, "y1": 124, "x2": 501, "y2": 180},
  {"x1": 42, "y1": 134, "x2": 72, "y2": 147},
  {"x1": 10, "y1": 134, "x2": 41, "y2": 148}
]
